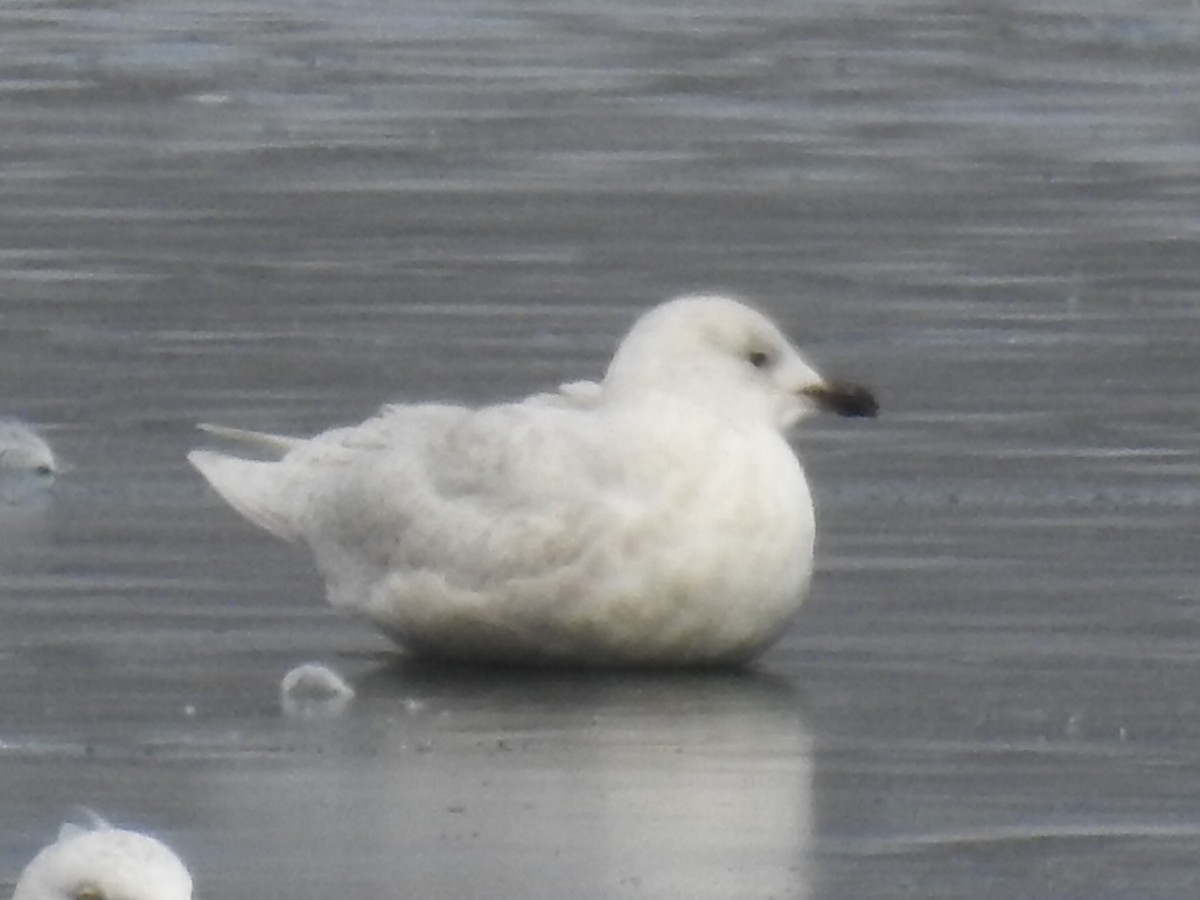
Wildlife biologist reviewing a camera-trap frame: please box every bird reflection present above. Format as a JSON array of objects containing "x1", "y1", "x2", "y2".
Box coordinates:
[{"x1": 205, "y1": 661, "x2": 813, "y2": 900}]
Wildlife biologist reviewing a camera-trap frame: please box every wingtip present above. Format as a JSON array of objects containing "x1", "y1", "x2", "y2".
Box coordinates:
[
  {"x1": 187, "y1": 449, "x2": 300, "y2": 544},
  {"x1": 192, "y1": 422, "x2": 300, "y2": 455}
]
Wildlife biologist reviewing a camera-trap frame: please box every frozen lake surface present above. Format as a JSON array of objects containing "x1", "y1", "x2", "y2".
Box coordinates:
[{"x1": 2, "y1": 0, "x2": 1199, "y2": 897}]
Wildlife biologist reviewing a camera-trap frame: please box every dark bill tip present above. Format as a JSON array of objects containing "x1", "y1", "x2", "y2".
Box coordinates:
[{"x1": 804, "y1": 381, "x2": 879, "y2": 418}]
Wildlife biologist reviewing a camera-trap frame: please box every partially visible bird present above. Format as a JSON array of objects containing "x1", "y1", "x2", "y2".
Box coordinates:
[
  {"x1": 14, "y1": 813, "x2": 192, "y2": 900},
  {"x1": 0, "y1": 419, "x2": 57, "y2": 477}
]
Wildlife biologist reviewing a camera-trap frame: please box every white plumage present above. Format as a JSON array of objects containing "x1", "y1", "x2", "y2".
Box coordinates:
[
  {"x1": 189, "y1": 294, "x2": 876, "y2": 665},
  {"x1": 15, "y1": 814, "x2": 191, "y2": 900},
  {"x1": 0, "y1": 419, "x2": 56, "y2": 477}
]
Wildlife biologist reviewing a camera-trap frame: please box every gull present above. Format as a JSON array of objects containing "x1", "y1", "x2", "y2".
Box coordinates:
[
  {"x1": 15, "y1": 813, "x2": 191, "y2": 900},
  {"x1": 189, "y1": 293, "x2": 876, "y2": 666},
  {"x1": 0, "y1": 419, "x2": 57, "y2": 477},
  {"x1": 0, "y1": 418, "x2": 58, "y2": 507}
]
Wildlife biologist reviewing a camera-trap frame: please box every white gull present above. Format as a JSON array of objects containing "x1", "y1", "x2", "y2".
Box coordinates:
[
  {"x1": 0, "y1": 419, "x2": 57, "y2": 477},
  {"x1": 189, "y1": 294, "x2": 876, "y2": 666},
  {"x1": 15, "y1": 813, "x2": 191, "y2": 900}
]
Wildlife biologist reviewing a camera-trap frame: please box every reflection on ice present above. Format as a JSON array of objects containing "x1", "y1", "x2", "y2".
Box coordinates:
[
  {"x1": 197, "y1": 665, "x2": 812, "y2": 899},
  {"x1": 0, "y1": 481, "x2": 53, "y2": 576}
]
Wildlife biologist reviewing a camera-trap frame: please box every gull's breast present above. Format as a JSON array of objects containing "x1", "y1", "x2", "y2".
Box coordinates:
[{"x1": 368, "y1": 421, "x2": 815, "y2": 665}]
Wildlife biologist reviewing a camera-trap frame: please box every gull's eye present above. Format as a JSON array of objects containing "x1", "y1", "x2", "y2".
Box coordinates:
[
  {"x1": 746, "y1": 349, "x2": 772, "y2": 369},
  {"x1": 35, "y1": 464, "x2": 53, "y2": 477}
]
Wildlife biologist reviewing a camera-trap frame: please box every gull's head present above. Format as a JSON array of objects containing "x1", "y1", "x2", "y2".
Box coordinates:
[
  {"x1": 0, "y1": 419, "x2": 57, "y2": 478},
  {"x1": 15, "y1": 820, "x2": 193, "y2": 900},
  {"x1": 604, "y1": 294, "x2": 878, "y2": 429}
]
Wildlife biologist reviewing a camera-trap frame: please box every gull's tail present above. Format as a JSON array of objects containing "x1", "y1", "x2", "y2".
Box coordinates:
[
  {"x1": 188, "y1": 434, "x2": 302, "y2": 543},
  {"x1": 196, "y1": 422, "x2": 301, "y2": 455}
]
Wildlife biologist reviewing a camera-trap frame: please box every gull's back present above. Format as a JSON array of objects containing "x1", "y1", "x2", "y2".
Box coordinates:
[{"x1": 15, "y1": 822, "x2": 192, "y2": 900}]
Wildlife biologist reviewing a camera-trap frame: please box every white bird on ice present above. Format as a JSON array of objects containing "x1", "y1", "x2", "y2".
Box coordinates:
[
  {"x1": 14, "y1": 813, "x2": 191, "y2": 900},
  {"x1": 0, "y1": 418, "x2": 57, "y2": 477},
  {"x1": 188, "y1": 294, "x2": 877, "y2": 666}
]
